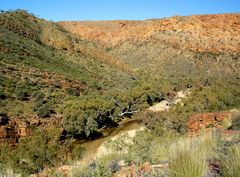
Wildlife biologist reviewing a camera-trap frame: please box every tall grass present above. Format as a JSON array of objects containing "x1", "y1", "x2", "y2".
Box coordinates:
[
  {"x1": 221, "y1": 145, "x2": 240, "y2": 177},
  {"x1": 169, "y1": 134, "x2": 218, "y2": 177}
]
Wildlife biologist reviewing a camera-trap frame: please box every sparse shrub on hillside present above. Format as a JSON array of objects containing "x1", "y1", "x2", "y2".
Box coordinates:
[
  {"x1": 140, "y1": 111, "x2": 188, "y2": 136},
  {"x1": 32, "y1": 91, "x2": 45, "y2": 101},
  {"x1": 53, "y1": 80, "x2": 61, "y2": 88},
  {"x1": 32, "y1": 99, "x2": 45, "y2": 111},
  {"x1": 5, "y1": 129, "x2": 66, "y2": 176},
  {"x1": 230, "y1": 112, "x2": 240, "y2": 130},
  {"x1": 71, "y1": 144, "x2": 86, "y2": 161},
  {"x1": 65, "y1": 87, "x2": 79, "y2": 96},
  {"x1": 36, "y1": 103, "x2": 51, "y2": 117},
  {"x1": 0, "y1": 112, "x2": 9, "y2": 125},
  {"x1": 16, "y1": 89, "x2": 28, "y2": 100}
]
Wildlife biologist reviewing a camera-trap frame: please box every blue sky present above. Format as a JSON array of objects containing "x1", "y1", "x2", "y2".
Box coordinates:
[{"x1": 0, "y1": 0, "x2": 239, "y2": 21}]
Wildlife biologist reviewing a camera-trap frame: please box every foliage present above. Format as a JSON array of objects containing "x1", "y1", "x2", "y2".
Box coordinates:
[
  {"x1": 1, "y1": 10, "x2": 240, "y2": 176},
  {"x1": 230, "y1": 112, "x2": 240, "y2": 130},
  {"x1": 32, "y1": 99, "x2": 45, "y2": 111},
  {"x1": 32, "y1": 91, "x2": 45, "y2": 101},
  {"x1": 0, "y1": 128, "x2": 66, "y2": 176},
  {"x1": 169, "y1": 134, "x2": 218, "y2": 177},
  {"x1": 140, "y1": 111, "x2": 188, "y2": 136},
  {"x1": 169, "y1": 150, "x2": 207, "y2": 177},
  {"x1": 15, "y1": 89, "x2": 28, "y2": 100},
  {"x1": 71, "y1": 144, "x2": 86, "y2": 161},
  {"x1": 36, "y1": 103, "x2": 51, "y2": 117},
  {"x1": 71, "y1": 163, "x2": 112, "y2": 177},
  {"x1": 220, "y1": 145, "x2": 240, "y2": 177},
  {"x1": 65, "y1": 88, "x2": 79, "y2": 96}
]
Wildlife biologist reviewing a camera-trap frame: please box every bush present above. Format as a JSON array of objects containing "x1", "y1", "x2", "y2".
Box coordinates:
[
  {"x1": 32, "y1": 99, "x2": 45, "y2": 111},
  {"x1": 36, "y1": 104, "x2": 51, "y2": 117},
  {"x1": 7, "y1": 129, "x2": 64, "y2": 176},
  {"x1": 140, "y1": 111, "x2": 188, "y2": 136},
  {"x1": 84, "y1": 117, "x2": 98, "y2": 137},
  {"x1": 230, "y1": 113, "x2": 240, "y2": 130},
  {"x1": 62, "y1": 111, "x2": 85, "y2": 136},
  {"x1": 71, "y1": 144, "x2": 86, "y2": 161},
  {"x1": 65, "y1": 88, "x2": 79, "y2": 96},
  {"x1": 32, "y1": 91, "x2": 45, "y2": 101},
  {"x1": 16, "y1": 89, "x2": 27, "y2": 100}
]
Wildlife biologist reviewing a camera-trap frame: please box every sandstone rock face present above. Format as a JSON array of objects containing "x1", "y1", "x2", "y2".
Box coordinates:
[
  {"x1": 59, "y1": 14, "x2": 240, "y2": 53},
  {"x1": 187, "y1": 111, "x2": 232, "y2": 136},
  {"x1": 0, "y1": 118, "x2": 32, "y2": 145}
]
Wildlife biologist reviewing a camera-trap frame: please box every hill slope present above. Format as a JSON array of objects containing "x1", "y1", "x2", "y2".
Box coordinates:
[
  {"x1": 0, "y1": 11, "x2": 240, "y2": 176},
  {"x1": 59, "y1": 14, "x2": 240, "y2": 53},
  {"x1": 60, "y1": 14, "x2": 240, "y2": 89}
]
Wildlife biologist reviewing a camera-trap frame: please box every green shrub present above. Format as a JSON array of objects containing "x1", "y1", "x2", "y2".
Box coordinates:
[
  {"x1": 140, "y1": 111, "x2": 188, "y2": 136},
  {"x1": 32, "y1": 99, "x2": 44, "y2": 111},
  {"x1": 62, "y1": 111, "x2": 85, "y2": 136},
  {"x1": 84, "y1": 117, "x2": 98, "y2": 137},
  {"x1": 36, "y1": 104, "x2": 51, "y2": 117},
  {"x1": 32, "y1": 91, "x2": 45, "y2": 100},
  {"x1": 16, "y1": 89, "x2": 27, "y2": 100},
  {"x1": 71, "y1": 144, "x2": 86, "y2": 161},
  {"x1": 65, "y1": 88, "x2": 79, "y2": 96},
  {"x1": 7, "y1": 129, "x2": 64, "y2": 176},
  {"x1": 230, "y1": 113, "x2": 240, "y2": 130}
]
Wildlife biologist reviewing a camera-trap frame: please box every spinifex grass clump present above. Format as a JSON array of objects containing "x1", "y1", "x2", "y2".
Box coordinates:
[
  {"x1": 169, "y1": 135, "x2": 218, "y2": 177},
  {"x1": 220, "y1": 145, "x2": 240, "y2": 177}
]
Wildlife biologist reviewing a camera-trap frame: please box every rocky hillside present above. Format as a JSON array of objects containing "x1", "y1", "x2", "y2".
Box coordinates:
[
  {"x1": 1, "y1": 11, "x2": 240, "y2": 176},
  {"x1": 60, "y1": 14, "x2": 240, "y2": 85},
  {"x1": 59, "y1": 14, "x2": 240, "y2": 53}
]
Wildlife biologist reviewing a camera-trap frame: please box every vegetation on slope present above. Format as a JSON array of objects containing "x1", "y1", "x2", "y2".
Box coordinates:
[
  {"x1": 0, "y1": 10, "x2": 165, "y2": 175},
  {"x1": 0, "y1": 10, "x2": 240, "y2": 176}
]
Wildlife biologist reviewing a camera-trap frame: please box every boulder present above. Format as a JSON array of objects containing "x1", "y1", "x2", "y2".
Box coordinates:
[
  {"x1": 0, "y1": 118, "x2": 32, "y2": 145},
  {"x1": 187, "y1": 111, "x2": 233, "y2": 136}
]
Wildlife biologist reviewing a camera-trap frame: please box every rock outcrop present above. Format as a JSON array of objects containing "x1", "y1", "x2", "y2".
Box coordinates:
[
  {"x1": 0, "y1": 117, "x2": 32, "y2": 145},
  {"x1": 59, "y1": 14, "x2": 240, "y2": 53},
  {"x1": 187, "y1": 111, "x2": 231, "y2": 136}
]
